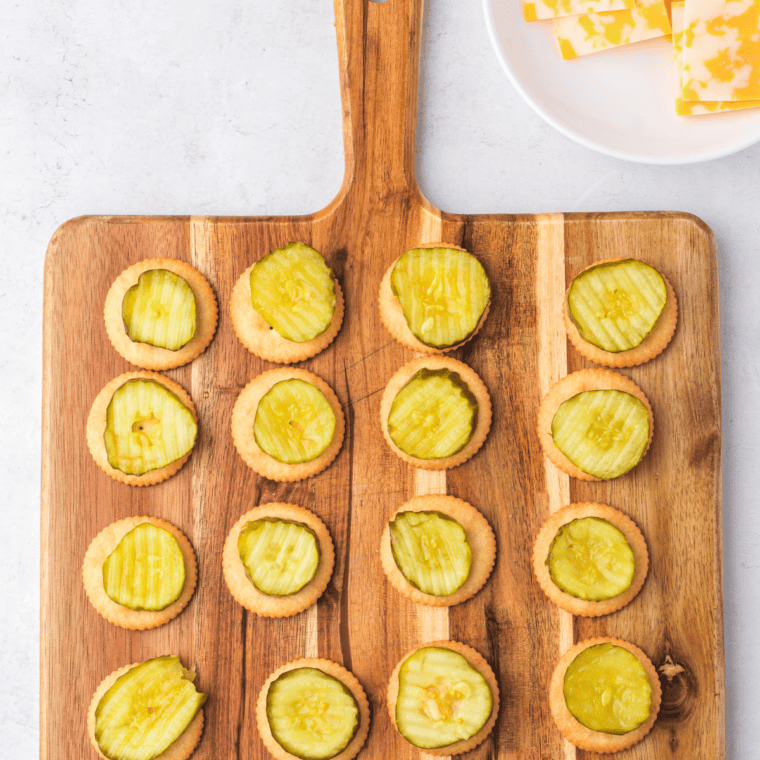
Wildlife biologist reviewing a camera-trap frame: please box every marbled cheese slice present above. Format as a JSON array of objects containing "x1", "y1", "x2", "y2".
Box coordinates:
[
  {"x1": 555, "y1": 0, "x2": 671, "y2": 59},
  {"x1": 673, "y1": 1, "x2": 760, "y2": 113},
  {"x1": 681, "y1": 0, "x2": 760, "y2": 101},
  {"x1": 524, "y1": 0, "x2": 635, "y2": 22}
]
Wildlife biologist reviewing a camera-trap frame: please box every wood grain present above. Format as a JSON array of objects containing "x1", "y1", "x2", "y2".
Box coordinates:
[{"x1": 41, "y1": 0, "x2": 723, "y2": 758}]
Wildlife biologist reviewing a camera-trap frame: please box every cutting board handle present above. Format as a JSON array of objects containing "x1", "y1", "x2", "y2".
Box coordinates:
[{"x1": 333, "y1": 0, "x2": 426, "y2": 204}]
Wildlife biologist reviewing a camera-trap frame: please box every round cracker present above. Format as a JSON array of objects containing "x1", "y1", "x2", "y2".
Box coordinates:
[
  {"x1": 563, "y1": 257, "x2": 678, "y2": 368},
  {"x1": 223, "y1": 503, "x2": 335, "y2": 617},
  {"x1": 82, "y1": 516, "x2": 198, "y2": 630},
  {"x1": 230, "y1": 257, "x2": 344, "y2": 364},
  {"x1": 231, "y1": 368, "x2": 345, "y2": 482},
  {"x1": 380, "y1": 495, "x2": 496, "y2": 607},
  {"x1": 549, "y1": 637, "x2": 662, "y2": 753},
  {"x1": 87, "y1": 661, "x2": 205, "y2": 760},
  {"x1": 537, "y1": 368, "x2": 654, "y2": 482},
  {"x1": 86, "y1": 371, "x2": 198, "y2": 486},
  {"x1": 386, "y1": 640, "x2": 499, "y2": 756},
  {"x1": 380, "y1": 356, "x2": 492, "y2": 470},
  {"x1": 104, "y1": 258, "x2": 218, "y2": 370},
  {"x1": 256, "y1": 658, "x2": 370, "y2": 760},
  {"x1": 532, "y1": 503, "x2": 649, "y2": 617},
  {"x1": 378, "y1": 243, "x2": 490, "y2": 354}
]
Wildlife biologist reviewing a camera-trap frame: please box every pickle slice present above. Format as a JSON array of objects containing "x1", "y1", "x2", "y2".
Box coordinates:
[
  {"x1": 95, "y1": 655, "x2": 207, "y2": 760},
  {"x1": 104, "y1": 380, "x2": 197, "y2": 476},
  {"x1": 568, "y1": 259, "x2": 667, "y2": 353},
  {"x1": 388, "y1": 368, "x2": 478, "y2": 459},
  {"x1": 547, "y1": 518, "x2": 635, "y2": 601},
  {"x1": 396, "y1": 646, "x2": 493, "y2": 749},
  {"x1": 254, "y1": 379, "x2": 336, "y2": 464},
  {"x1": 391, "y1": 247, "x2": 490, "y2": 349},
  {"x1": 564, "y1": 643, "x2": 652, "y2": 734},
  {"x1": 390, "y1": 511, "x2": 472, "y2": 596},
  {"x1": 250, "y1": 242, "x2": 336, "y2": 343},
  {"x1": 122, "y1": 269, "x2": 197, "y2": 351},
  {"x1": 551, "y1": 390, "x2": 649, "y2": 479},
  {"x1": 102, "y1": 523, "x2": 186, "y2": 611},
  {"x1": 238, "y1": 518, "x2": 320, "y2": 596},
  {"x1": 267, "y1": 668, "x2": 359, "y2": 760}
]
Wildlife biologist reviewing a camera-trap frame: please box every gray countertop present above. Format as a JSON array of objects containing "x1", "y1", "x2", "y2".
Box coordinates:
[{"x1": 2, "y1": 1, "x2": 757, "y2": 756}]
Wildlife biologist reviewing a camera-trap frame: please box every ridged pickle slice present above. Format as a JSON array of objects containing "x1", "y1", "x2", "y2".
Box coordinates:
[
  {"x1": 391, "y1": 247, "x2": 490, "y2": 348},
  {"x1": 568, "y1": 259, "x2": 667, "y2": 353},
  {"x1": 250, "y1": 242, "x2": 336, "y2": 343},
  {"x1": 396, "y1": 647, "x2": 493, "y2": 749},
  {"x1": 254, "y1": 379, "x2": 336, "y2": 464},
  {"x1": 388, "y1": 369, "x2": 478, "y2": 459},
  {"x1": 564, "y1": 643, "x2": 652, "y2": 734},
  {"x1": 122, "y1": 269, "x2": 197, "y2": 351},
  {"x1": 390, "y1": 511, "x2": 472, "y2": 596},
  {"x1": 95, "y1": 655, "x2": 207, "y2": 760},
  {"x1": 102, "y1": 523, "x2": 186, "y2": 611},
  {"x1": 104, "y1": 380, "x2": 197, "y2": 476},
  {"x1": 238, "y1": 518, "x2": 320, "y2": 596},
  {"x1": 267, "y1": 668, "x2": 359, "y2": 760},
  {"x1": 547, "y1": 518, "x2": 635, "y2": 601},
  {"x1": 551, "y1": 390, "x2": 649, "y2": 479}
]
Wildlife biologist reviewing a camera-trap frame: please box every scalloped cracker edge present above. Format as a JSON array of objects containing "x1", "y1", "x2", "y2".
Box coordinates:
[
  {"x1": 380, "y1": 356, "x2": 492, "y2": 471},
  {"x1": 87, "y1": 661, "x2": 205, "y2": 760},
  {"x1": 532, "y1": 503, "x2": 649, "y2": 617},
  {"x1": 386, "y1": 640, "x2": 500, "y2": 756},
  {"x1": 86, "y1": 371, "x2": 197, "y2": 486},
  {"x1": 256, "y1": 658, "x2": 370, "y2": 760},
  {"x1": 82, "y1": 516, "x2": 197, "y2": 630},
  {"x1": 230, "y1": 368, "x2": 345, "y2": 482},
  {"x1": 104, "y1": 258, "x2": 218, "y2": 370},
  {"x1": 549, "y1": 637, "x2": 661, "y2": 752},
  {"x1": 380, "y1": 495, "x2": 496, "y2": 607},
  {"x1": 537, "y1": 368, "x2": 654, "y2": 481},
  {"x1": 222, "y1": 503, "x2": 335, "y2": 617}
]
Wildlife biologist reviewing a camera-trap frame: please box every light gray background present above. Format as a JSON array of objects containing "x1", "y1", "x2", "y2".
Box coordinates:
[{"x1": 2, "y1": 0, "x2": 757, "y2": 756}]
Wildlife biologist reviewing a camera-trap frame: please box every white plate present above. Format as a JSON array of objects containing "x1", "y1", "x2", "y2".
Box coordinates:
[{"x1": 483, "y1": 0, "x2": 760, "y2": 164}]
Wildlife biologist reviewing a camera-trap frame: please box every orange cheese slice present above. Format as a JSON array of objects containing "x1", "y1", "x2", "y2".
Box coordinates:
[
  {"x1": 673, "y1": 1, "x2": 760, "y2": 113},
  {"x1": 524, "y1": 0, "x2": 635, "y2": 22},
  {"x1": 555, "y1": 0, "x2": 672, "y2": 59},
  {"x1": 681, "y1": 0, "x2": 760, "y2": 101}
]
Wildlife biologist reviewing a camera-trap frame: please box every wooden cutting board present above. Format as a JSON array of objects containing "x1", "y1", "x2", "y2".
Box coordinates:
[{"x1": 40, "y1": 0, "x2": 724, "y2": 758}]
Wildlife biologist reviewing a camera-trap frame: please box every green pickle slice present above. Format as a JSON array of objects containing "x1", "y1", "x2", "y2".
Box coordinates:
[
  {"x1": 254, "y1": 379, "x2": 336, "y2": 464},
  {"x1": 95, "y1": 655, "x2": 207, "y2": 760},
  {"x1": 391, "y1": 247, "x2": 490, "y2": 348},
  {"x1": 122, "y1": 269, "x2": 197, "y2": 351},
  {"x1": 564, "y1": 643, "x2": 652, "y2": 734},
  {"x1": 396, "y1": 646, "x2": 493, "y2": 749},
  {"x1": 102, "y1": 523, "x2": 186, "y2": 611},
  {"x1": 250, "y1": 242, "x2": 336, "y2": 343},
  {"x1": 568, "y1": 259, "x2": 667, "y2": 353},
  {"x1": 551, "y1": 390, "x2": 649, "y2": 479},
  {"x1": 238, "y1": 518, "x2": 320, "y2": 596},
  {"x1": 267, "y1": 668, "x2": 359, "y2": 760},
  {"x1": 104, "y1": 380, "x2": 197, "y2": 476},
  {"x1": 390, "y1": 511, "x2": 472, "y2": 596},
  {"x1": 547, "y1": 518, "x2": 635, "y2": 601},
  {"x1": 388, "y1": 368, "x2": 478, "y2": 459}
]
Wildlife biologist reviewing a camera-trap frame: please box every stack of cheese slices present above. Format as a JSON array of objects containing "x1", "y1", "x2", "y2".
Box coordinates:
[{"x1": 523, "y1": 0, "x2": 760, "y2": 117}]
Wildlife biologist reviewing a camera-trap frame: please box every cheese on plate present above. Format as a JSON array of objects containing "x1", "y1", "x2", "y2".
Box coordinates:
[
  {"x1": 524, "y1": 0, "x2": 635, "y2": 22},
  {"x1": 555, "y1": 0, "x2": 672, "y2": 59},
  {"x1": 681, "y1": 0, "x2": 760, "y2": 101},
  {"x1": 673, "y1": 1, "x2": 760, "y2": 113}
]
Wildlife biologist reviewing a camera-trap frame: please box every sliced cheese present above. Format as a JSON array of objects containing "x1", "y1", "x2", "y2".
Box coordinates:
[
  {"x1": 673, "y1": 1, "x2": 760, "y2": 113},
  {"x1": 555, "y1": 0, "x2": 672, "y2": 59},
  {"x1": 682, "y1": 0, "x2": 760, "y2": 101},
  {"x1": 524, "y1": 0, "x2": 635, "y2": 22}
]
